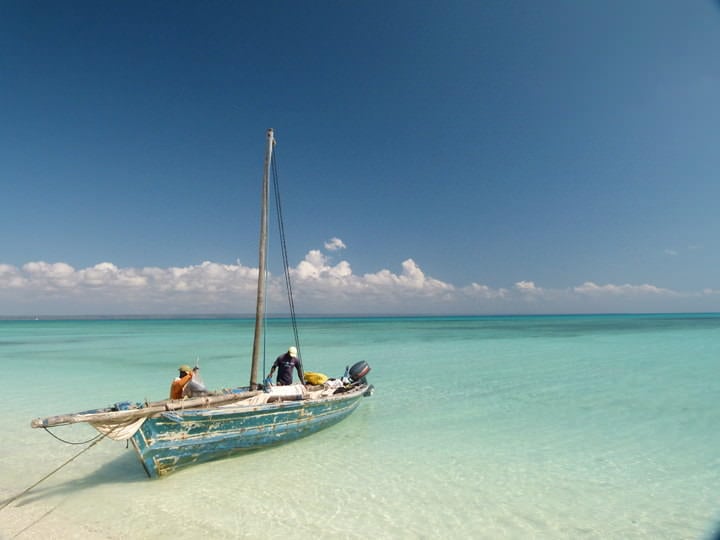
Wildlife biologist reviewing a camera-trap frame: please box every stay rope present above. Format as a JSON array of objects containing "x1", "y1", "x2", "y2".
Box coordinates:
[{"x1": 271, "y1": 150, "x2": 302, "y2": 356}]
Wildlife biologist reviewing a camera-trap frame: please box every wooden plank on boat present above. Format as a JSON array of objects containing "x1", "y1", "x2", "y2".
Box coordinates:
[{"x1": 31, "y1": 391, "x2": 263, "y2": 428}]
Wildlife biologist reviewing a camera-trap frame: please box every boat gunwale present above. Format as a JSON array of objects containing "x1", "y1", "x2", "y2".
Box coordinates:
[{"x1": 31, "y1": 382, "x2": 370, "y2": 428}]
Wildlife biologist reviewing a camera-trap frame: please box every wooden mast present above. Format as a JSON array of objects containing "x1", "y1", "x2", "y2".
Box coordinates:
[{"x1": 250, "y1": 128, "x2": 274, "y2": 390}]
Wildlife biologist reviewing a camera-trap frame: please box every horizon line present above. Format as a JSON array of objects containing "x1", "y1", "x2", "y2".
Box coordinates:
[{"x1": 1, "y1": 311, "x2": 719, "y2": 321}]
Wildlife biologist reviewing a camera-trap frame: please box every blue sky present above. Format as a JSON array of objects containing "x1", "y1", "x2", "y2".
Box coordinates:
[{"x1": 2, "y1": 1, "x2": 720, "y2": 316}]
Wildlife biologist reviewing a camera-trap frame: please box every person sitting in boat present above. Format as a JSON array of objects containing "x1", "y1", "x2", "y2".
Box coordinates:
[
  {"x1": 266, "y1": 346, "x2": 304, "y2": 386},
  {"x1": 170, "y1": 365, "x2": 208, "y2": 399}
]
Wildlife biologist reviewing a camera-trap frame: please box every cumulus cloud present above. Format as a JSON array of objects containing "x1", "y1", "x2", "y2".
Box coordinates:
[
  {"x1": 0, "y1": 260, "x2": 262, "y2": 314},
  {"x1": 463, "y1": 283, "x2": 508, "y2": 299},
  {"x1": 362, "y1": 259, "x2": 453, "y2": 292},
  {"x1": 514, "y1": 280, "x2": 542, "y2": 293},
  {"x1": 324, "y1": 237, "x2": 346, "y2": 251},
  {"x1": 0, "y1": 251, "x2": 712, "y2": 316}
]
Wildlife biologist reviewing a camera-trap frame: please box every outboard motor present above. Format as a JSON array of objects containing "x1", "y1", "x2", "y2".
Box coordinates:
[{"x1": 348, "y1": 360, "x2": 371, "y2": 384}]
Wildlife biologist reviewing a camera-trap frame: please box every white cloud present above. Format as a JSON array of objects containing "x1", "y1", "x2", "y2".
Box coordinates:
[
  {"x1": 324, "y1": 237, "x2": 346, "y2": 251},
  {"x1": 362, "y1": 259, "x2": 453, "y2": 292},
  {"x1": 0, "y1": 260, "x2": 262, "y2": 314},
  {"x1": 295, "y1": 250, "x2": 352, "y2": 281},
  {"x1": 463, "y1": 283, "x2": 508, "y2": 299},
  {"x1": 573, "y1": 281, "x2": 676, "y2": 297},
  {"x1": 23, "y1": 261, "x2": 78, "y2": 290},
  {"x1": 514, "y1": 280, "x2": 541, "y2": 293},
  {"x1": 0, "y1": 252, "x2": 712, "y2": 316},
  {"x1": 0, "y1": 264, "x2": 25, "y2": 288},
  {"x1": 664, "y1": 249, "x2": 678, "y2": 256}
]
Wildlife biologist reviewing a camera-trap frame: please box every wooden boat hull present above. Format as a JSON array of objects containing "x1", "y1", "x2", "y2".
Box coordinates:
[{"x1": 130, "y1": 386, "x2": 369, "y2": 477}]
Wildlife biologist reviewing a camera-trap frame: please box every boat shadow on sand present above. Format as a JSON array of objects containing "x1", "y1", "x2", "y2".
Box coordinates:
[{"x1": 5, "y1": 441, "x2": 283, "y2": 511}]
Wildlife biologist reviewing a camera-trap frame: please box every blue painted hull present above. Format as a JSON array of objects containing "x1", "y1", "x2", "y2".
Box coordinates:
[{"x1": 130, "y1": 386, "x2": 368, "y2": 477}]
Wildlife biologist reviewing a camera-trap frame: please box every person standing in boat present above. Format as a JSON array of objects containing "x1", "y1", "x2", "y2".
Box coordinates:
[{"x1": 266, "y1": 346, "x2": 304, "y2": 385}]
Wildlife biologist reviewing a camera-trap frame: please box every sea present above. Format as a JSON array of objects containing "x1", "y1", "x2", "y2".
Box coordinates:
[{"x1": 0, "y1": 314, "x2": 718, "y2": 539}]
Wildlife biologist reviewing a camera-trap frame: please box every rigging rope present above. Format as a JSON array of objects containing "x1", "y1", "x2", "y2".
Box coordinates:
[
  {"x1": 42, "y1": 426, "x2": 103, "y2": 445},
  {"x1": 271, "y1": 150, "x2": 302, "y2": 357}
]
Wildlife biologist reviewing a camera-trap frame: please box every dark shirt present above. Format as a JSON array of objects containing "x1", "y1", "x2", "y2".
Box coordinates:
[{"x1": 272, "y1": 353, "x2": 303, "y2": 385}]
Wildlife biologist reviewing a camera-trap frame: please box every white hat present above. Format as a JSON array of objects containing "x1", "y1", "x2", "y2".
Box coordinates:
[{"x1": 288, "y1": 346, "x2": 298, "y2": 358}]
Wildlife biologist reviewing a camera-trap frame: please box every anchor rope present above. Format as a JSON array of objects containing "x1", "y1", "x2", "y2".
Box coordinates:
[{"x1": 0, "y1": 434, "x2": 105, "y2": 512}]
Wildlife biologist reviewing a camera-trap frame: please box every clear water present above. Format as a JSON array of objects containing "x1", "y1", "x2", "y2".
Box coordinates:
[{"x1": 1, "y1": 315, "x2": 719, "y2": 539}]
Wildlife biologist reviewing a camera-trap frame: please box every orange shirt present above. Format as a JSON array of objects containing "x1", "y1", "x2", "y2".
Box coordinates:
[{"x1": 170, "y1": 373, "x2": 193, "y2": 399}]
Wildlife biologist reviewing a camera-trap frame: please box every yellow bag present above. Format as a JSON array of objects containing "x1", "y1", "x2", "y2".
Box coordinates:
[{"x1": 304, "y1": 372, "x2": 328, "y2": 385}]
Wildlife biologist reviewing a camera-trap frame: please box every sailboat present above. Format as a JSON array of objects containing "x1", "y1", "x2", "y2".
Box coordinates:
[{"x1": 31, "y1": 129, "x2": 373, "y2": 478}]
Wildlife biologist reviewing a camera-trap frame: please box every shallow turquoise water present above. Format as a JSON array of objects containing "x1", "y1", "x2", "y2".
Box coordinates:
[{"x1": 1, "y1": 315, "x2": 719, "y2": 538}]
